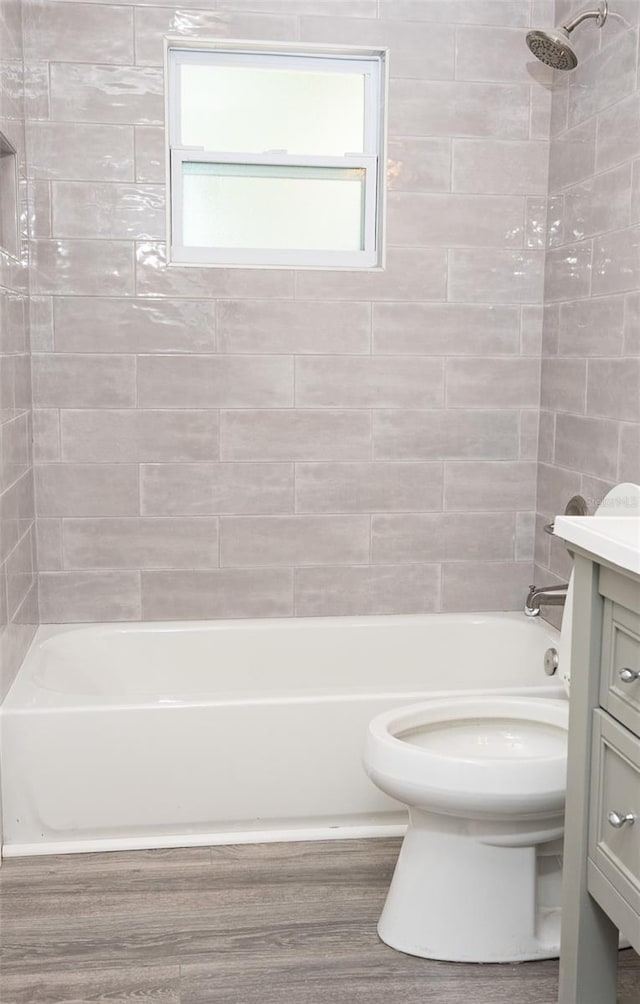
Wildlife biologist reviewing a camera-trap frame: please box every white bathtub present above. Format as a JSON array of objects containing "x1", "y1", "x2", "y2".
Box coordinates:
[{"x1": 0, "y1": 613, "x2": 563, "y2": 857}]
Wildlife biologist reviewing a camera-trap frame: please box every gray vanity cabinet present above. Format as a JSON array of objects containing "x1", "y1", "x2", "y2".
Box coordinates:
[{"x1": 557, "y1": 548, "x2": 640, "y2": 1004}]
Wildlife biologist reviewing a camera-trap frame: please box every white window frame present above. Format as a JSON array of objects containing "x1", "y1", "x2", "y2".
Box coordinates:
[{"x1": 165, "y1": 40, "x2": 387, "y2": 270}]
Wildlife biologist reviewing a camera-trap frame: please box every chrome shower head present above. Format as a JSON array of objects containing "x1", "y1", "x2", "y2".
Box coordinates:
[
  {"x1": 526, "y1": 1, "x2": 608, "y2": 70},
  {"x1": 526, "y1": 26, "x2": 578, "y2": 69}
]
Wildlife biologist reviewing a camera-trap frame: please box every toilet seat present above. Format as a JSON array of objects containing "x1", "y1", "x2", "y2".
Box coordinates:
[{"x1": 365, "y1": 695, "x2": 569, "y2": 819}]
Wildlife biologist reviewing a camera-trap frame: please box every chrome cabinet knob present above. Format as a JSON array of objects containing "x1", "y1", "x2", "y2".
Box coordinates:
[
  {"x1": 607, "y1": 811, "x2": 636, "y2": 829},
  {"x1": 619, "y1": 668, "x2": 640, "y2": 684}
]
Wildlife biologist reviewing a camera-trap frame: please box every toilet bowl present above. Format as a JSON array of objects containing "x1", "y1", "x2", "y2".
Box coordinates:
[
  {"x1": 363, "y1": 483, "x2": 640, "y2": 964},
  {"x1": 364, "y1": 695, "x2": 569, "y2": 963}
]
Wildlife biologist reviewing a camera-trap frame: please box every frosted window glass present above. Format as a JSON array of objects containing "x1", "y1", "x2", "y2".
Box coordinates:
[
  {"x1": 181, "y1": 163, "x2": 365, "y2": 250},
  {"x1": 180, "y1": 64, "x2": 365, "y2": 155}
]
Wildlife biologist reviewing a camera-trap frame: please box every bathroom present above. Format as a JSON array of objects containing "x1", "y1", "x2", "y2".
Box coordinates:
[{"x1": 0, "y1": 0, "x2": 639, "y2": 999}]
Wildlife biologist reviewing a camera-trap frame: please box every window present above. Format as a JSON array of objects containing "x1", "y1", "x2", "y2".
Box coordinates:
[{"x1": 166, "y1": 43, "x2": 386, "y2": 269}]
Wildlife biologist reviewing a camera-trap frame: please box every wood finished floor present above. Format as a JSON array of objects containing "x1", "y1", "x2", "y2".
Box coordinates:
[{"x1": 0, "y1": 838, "x2": 639, "y2": 1004}]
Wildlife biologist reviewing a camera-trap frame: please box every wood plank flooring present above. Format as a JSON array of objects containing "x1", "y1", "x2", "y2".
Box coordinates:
[{"x1": 0, "y1": 838, "x2": 638, "y2": 1004}]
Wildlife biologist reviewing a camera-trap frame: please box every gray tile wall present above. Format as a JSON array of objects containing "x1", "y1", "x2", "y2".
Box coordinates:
[
  {"x1": 0, "y1": 0, "x2": 39, "y2": 699},
  {"x1": 24, "y1": 0, "x2": 556, "y2": 622},
  {"x1": 534, "y1": 0, "x2": 640, "y2": 602}
]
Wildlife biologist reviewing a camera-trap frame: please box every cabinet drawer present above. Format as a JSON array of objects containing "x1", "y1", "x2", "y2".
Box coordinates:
[
  {"x1": 588, "y1": 710, "x2": 640, "y2": 917},
  {"x1": 599, "y1": 596, "x2": 640, "y2": 736}
]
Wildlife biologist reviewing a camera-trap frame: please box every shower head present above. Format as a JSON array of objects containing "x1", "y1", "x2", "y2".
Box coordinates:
[{"x1": 526, "y1": 1, "x2": 608, "y2": 70}]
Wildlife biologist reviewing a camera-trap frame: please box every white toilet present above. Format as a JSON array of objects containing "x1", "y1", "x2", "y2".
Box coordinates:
[
  {"x1": 363, "y1": 483, "x2": 639, "y2": 965},
  {"x1": 364, "y1": 695, "x2": 569, "y2": 962}
]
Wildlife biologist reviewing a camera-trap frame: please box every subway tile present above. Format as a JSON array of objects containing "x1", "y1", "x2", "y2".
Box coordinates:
[
  {"x1": 530, "y1": 85, "x2": 552, "y2": 141},
  {"x1": 542, "y1": 303, "x2": 560, "y2": 356},
  {"x1": 32, "y1": 354, "x2": 136, "y2": 408},
  {"x1": 216, "y1": 0, "x2": 376, "y2": 13},
  {"x1": 220, "y1": 410, "x2": 372, "y2": 462},
  {"x1": 550, "y1": 83, "x2": 569, "y2": 139},
  {"x1": 0, "y1": 472, "x2": 34, "y2": 564},
  {"x1": 25, "y1": 2, "x2": 134, "y2": 64},
  {"x1": 520, "y1": 305, "x2": 544, "y2": 356},
  {"x1": 217, "y1": 300, "x2": 371, "y2": 354},
  {"x1": 372, "y1": 303, "x2": 521, "y2": 355},
  {"x1": 135, "y1": 242, "x2": 295, "y2": 299},
  {"x1": 22, "y1": 61, "x2": 49, "y2": 121},
  {"x1": 448, "y1": 249, "x2": 544, "y2": 303},
  {"x1": 39, "y1": 570, "x2": 141, "y2": 622},
  {"x1": 540, "y1": 358, "x2": 587, "y2": 414},
  {"x1": 537, "y1": 411, "x2": 555, "y2": 466},
  {"x1": 295, "y1": 462, "x2": 443, "y2": 514},
  {"x1": 140, "y1": 463, "x2": 293, "y2": 516},
  {"x1": 379, "y1": 1, "x2": 530, "y2": 25},
  {"x1": 141, "y1": 568, "x2": 293, "y2": 620},
  {"x1": 548, "y1": 118, "x2": 596, "y2": 192},
  {"x1": 294, "y1": 563, "x2": 440, "y2": 617},
  {"x1": 28, "y1": 179, "x2": 51, "y2": 239},
  {"x1": 36, "y1": 464, "x2": 139, "y2": 517},
  {"x1": 134, "y1": 125, "x2": 165, "y2": 184},
  {"x1": 587, "y1": 359, "x2": 640, "y2": 422},
  {"x1": 387, "y1": 192, "x2": 525, "y2": 248},
  {"x1": 0, "y1": 291, "x2": 27, "y2": 354},
  {"x1": 580, "y1": 474, "x2": 617, "y2": 513},
  {"x1": 526, "y1": 196, "x2": 550, "y2": 250},
  {"x1": 63, "y1": 517, "x2": 219, "y2": 569},
  {"x1": 618, "y1": 423, "x2": 640, "y2": 482},
  {"x1": 544, "y1": 242, "x2": 592, "y2": 302},
  {"x1": 50, "y1": 64, "x2": 164, "y2": 125},
  {"x1": 295, "y1": 356, "x2": 443, "y2": 409},
  {"x1": 515, "y1": 511, "x2": 536, "y2": 561},
  {"x1": 386, "y1": 138, "x2": 451, "y2": 193},
  {"x1": 52, "y1": 182, "x2": 165, "y2": 240},
  {"x1": 536, "y1": 462, "x2": 583, "y2": 516},
  {"x1": 220, "y1": 515, "x2": 370, "y2": 567},
  {"x1": 557, "y1": 296, "x2": 626, "y2": 355},
  {"x1": 53, "y1": 297, "x2": 215, "y2": 353},
  {"x1": 28, "y1": 295, "x2": 53, "y2": 351},
  {"x1": 389, "y1": 79, "x2": 531, "y2": 139},
  {"x1": 300, "y1": 17, "x2": 455, "y2": 80},
  {"x1": 563, "y1": 163, "x2": 633, "y2": 243},
  {"x1": 31, "y1": 239, "x2": 134, "y2": 296},
  {"x1": 61, "y1": 410, "x2": 218, "y2": 463},
  {"x1": 374, "y1": 410, "x2": 520, "y2": 460},
  {"x1": 32, "y1": 409, "x2": 60, "y2": 462},
  {"x1": 5, "y1": 528, "x2": 35, "y2": 620},
  {"x1": 519, "y1": 409, "x2": 540, "y2": 460},
  {"x1": 26, "y1": 122, "x2": 135, "y2": 181},
  {"x1": 0, "y1": 413, "x2": 30, "y2": 493},
  {"x1": 295, "y1": 248, "x2": 447, "y2": 302},
  {"x1": 632, "y1": 160, "x2": 640, "y2": 225},
  {"x1": 596, "y1": 93, "x2": 640, "y2": 172},
  {"x1": 623, "y1": 291, "x2": 640, "y2": 356},
  {"x1": 452, "y1": 139, "x2": 548, "y2": 195},
  {"x1": 592, "y1": 225, "x2": 640, "y2": 296},
  {"x1": 134, "y1": 8, "x2": 298, "y2": 65},
  {"x1": 372, "y1": 512, "x2": 515, "y2": 563},
  {"x1": 446, "y1": 358, "x2": 540, "y2": 408},
  {"x1": 36, "y1": 518, "x2": 63, "y2": 570},
  {"x1": 138, "y1": 355, "x2": 293, "y2": 409},
  {"x1": 456, "y1": 25, "x2": 552, "y2": 84},
  {"x1": 554, "y1": 414, "x2": 620, "y2": 480},
  {"x1": 444, "y1": 461, "x2": 537, "y2": 511},
  {"x1": 441, "y1": 561, "x2": 533, "y2": 611},
  {"x1": 567, "y1": 27, "x2": 638, "y2": 129}
]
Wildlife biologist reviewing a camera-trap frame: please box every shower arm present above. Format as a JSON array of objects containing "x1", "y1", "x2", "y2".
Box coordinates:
[{"x1": 562, "y1": 1, "x2": 608, "y2": 34}]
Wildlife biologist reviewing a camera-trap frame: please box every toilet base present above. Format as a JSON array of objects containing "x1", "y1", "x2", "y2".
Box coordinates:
[{"x1": 378, "y1": 808, "x2": 564, "y2": 963}]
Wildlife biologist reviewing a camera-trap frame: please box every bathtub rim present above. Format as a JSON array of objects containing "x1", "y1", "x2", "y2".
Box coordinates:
[{"x1": 3, "y1": 611, "x2": 561, "y2": 711}]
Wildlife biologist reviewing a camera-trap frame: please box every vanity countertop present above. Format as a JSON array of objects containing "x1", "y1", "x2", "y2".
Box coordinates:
[{"x1": 554, "y1": 514, "x2": 640, "y2": 577}]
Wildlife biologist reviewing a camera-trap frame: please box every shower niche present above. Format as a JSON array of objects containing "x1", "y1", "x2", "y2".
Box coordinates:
[{"x1": 0, "y1": 131, "x2": 19, "y2": 259}]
